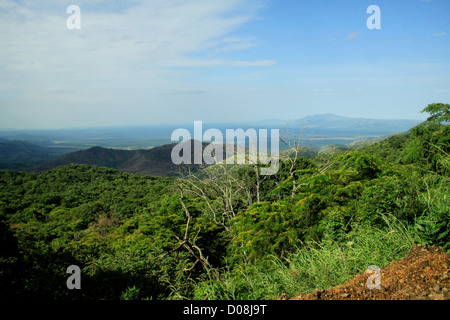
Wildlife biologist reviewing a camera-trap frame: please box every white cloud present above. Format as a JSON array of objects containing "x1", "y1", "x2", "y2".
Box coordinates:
[
  {"x1": 434, "y1": 31, "x2": 446, "y2": 37},
  {"x1": 0, "y1": 0, "x2": 270, "y2": 72},
  {"x1": 346, "y1": 32, "x2": 360, "y2": 41},
  {"x1": 0, "y1": 0, "x2": 274, "y2": 128}
]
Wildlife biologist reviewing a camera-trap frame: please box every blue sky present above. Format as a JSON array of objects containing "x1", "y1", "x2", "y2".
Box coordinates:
[{"x1": 0, "y1": 0, "x2": 449, "y2": 129}]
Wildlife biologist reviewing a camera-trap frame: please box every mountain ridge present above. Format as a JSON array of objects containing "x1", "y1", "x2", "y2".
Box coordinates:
[
  {"x1": 0, "y1": 113, "x2": 423, "y2": 174},
  {"x1": 31, "y1": 140, "x2": 210, "y2": 176}
]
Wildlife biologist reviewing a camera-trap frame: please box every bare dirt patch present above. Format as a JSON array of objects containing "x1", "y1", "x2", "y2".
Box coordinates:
[{"x1": 279, "y1": 244, "x2": 449, "y2": 300}]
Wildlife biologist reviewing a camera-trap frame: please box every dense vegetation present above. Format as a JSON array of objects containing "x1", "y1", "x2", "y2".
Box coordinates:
[{"x1": 0, "y1": 103, "x2": 449, "y2": 300}]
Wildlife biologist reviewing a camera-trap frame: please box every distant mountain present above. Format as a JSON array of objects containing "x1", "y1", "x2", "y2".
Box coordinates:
[
  {"x1": 33, "y1": 146, "x2": 135, "y2": 171},
  {"x1": 0, "y1": 139, "x2": 61, "y2": 170},
  {"x1": 32, "y1": 140, "x2": 210, "y2": 176},
  {"x1": 283, "y1": 113, "x2": 421, "y2": 136},
  {"x1": 1, "y1": 114, "x2": 423, "y2": 173}
]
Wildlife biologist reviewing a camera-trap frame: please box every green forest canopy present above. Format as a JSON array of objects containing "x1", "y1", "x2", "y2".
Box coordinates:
[{"x1": 0, "y1": 103, "x2": 449, "y2": 300}]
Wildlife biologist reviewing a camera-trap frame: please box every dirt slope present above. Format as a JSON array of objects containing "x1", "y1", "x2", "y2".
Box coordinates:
[{"x1": 279, "y1": 244, "x2": 449, "y2": 300}]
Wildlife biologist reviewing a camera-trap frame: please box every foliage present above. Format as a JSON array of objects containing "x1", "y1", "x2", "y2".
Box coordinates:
[
  {"x1": 194, "y1": 214, "x2": 418, "y2": 300},
  {"x1": 414, "y1": 173, "x2": 450, "y2": 252},
  {"x1": 421, "y1": 102, "x2": 450, "y2": 125},
  {"x1": 0, "y1": 103, "x2": 449, "y2": 300},
  {"x1": 404, "y1": 104, "x2": 450, "y2": 175}
]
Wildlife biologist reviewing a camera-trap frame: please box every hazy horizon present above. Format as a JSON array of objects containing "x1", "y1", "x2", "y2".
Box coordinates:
[
  {"x1": 1, "y1": 0, "x2": 449, "y2": 130},
  {"x1": 0, "y1": 112, "x2": 423, "y2": 132}
]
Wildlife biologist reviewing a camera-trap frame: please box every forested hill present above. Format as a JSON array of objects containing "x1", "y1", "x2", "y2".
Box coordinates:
[
  {"x1": 32, "y1": 140, "x2": 208, "y2": 176},
  {"x1": 0, "y1": 139, "x2": 63, "y2": 171},
  {"x1": 0, "y1": 113, "x2": 422, "y2": 173},
  {"x1": 0, "y1": 103, "x2": 448, "y2": 301}
]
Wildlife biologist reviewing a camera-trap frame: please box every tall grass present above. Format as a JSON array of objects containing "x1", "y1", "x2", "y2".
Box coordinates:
[
  {"x1": 193, "y1": 213, "x2": 420, "y2": 300},
  {"x1": 193, "y1": 165, "x2": 449, "y2": 300},
  {"x1": 266, "y1": 214, "x2": 418, "y2": 298},
  {"x1": 414, "y1": 171, "x2": 450, "y2": 252}
]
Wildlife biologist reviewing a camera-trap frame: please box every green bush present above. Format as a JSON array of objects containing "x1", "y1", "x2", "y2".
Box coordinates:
[{"x1": 195, "y1": 213, "x2": 419, "y2": 299}]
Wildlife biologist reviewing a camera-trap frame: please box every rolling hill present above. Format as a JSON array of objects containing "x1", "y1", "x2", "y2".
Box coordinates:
[
  {"x1": 1, "y1": 114, "x2": 422, "y2": 173},
  {"x1": 0, "y1": 139, "x2": 62, "y2": 170},
  {"x1": 32, "y1": 140, "x2": 208, "y2": 176}
]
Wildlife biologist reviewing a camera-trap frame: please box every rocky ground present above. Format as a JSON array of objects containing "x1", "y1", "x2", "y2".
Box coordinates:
[{"x1": 279, "y1": 244, "x2": 449, "y2": 300}]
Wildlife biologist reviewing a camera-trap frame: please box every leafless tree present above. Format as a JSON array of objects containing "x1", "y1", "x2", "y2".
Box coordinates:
[
  {"x1": 279, "y1": 125, "x2": 312, "y2": 197},
  {"x1": 179, "y1": 161, "x2": 253, "y2": 233},
  {"x1": 162, "y1": 186, "x2": 213, "y2": 274}
]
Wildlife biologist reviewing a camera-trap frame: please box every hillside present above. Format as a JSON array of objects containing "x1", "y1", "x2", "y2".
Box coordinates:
[
  {"x1": 282, "y1": 244, "x2": 449, "y2": 300},
  {"x1": 32, "y1": 140, "x2": 208, "y2": 176},
  {"x1": 32, "y1": 146, "x2": 136, "y2": 171},
  {"x1": 0, "y1": 139, "x2": 62, "y2": 170},
  {"x1": 0, "y1": 103, "x2": 448, "y2": 301},
  {"x1": 0, "y1": 113, "x2": 422, "y2": 158}
]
